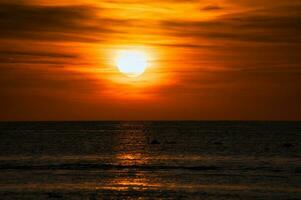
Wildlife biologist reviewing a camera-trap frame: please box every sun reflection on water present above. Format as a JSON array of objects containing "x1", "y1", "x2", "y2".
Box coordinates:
[{"x1": 106, "y1": 122, "x2": 161, "y2": 191}]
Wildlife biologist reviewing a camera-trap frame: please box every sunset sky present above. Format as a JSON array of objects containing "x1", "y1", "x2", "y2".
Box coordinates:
[{"x1": 0, "y1": 0, "x2": 300, "y2": 120}]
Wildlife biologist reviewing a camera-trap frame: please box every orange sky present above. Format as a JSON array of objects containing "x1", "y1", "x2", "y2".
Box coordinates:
[{"x1": 0, "y1": 0, "x2": 300, "y2": 120}]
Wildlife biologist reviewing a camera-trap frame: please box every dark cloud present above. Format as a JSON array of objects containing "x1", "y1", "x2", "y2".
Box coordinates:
[
  {"x1": 161, "y1": 5, "x2": 301, "y2": 44},
  {"x1": 201, "y1": 5, "x2": 223, "y2": 11},
  {"x1": 0, "y1": 50, "x2": 77, "y2": 59},
  {"x1": 0, "y1": 47, "x2": 80, "y2": 65},
  {"x1": 0, "y1": 2, "x2": 126, "y2": 42},
  {"x1": 0, "y1": 4, "x2": 93, "y2": 28}
]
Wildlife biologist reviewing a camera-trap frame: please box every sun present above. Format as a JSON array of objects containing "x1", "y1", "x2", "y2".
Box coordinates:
[{"x1": 116, "y1": 50, "x2": 148, "y2": 77}]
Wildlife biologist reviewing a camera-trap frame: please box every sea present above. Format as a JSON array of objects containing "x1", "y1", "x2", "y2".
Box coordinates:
[{"x1": 0, "y1": 121, "x2": 300, "y2": 199}]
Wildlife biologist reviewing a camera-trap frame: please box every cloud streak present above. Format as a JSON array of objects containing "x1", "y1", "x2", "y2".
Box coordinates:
[
  {"x1": 0, "y1": 2, "x2": 128, "y2": 42},
  {"x1": 161, "y1": 5, "x2": 301, "y2": 44}
]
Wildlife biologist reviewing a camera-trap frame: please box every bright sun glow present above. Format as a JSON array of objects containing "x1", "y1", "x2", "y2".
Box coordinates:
[{"x1": 116, "y1": 50, "x2": 148, "y2": 77}]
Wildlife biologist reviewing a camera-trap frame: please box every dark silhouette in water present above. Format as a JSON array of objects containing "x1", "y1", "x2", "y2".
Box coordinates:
[
  {"x1": 213, "y1": 141, "x2": 223, "y2": 145},
  {"x1": 150, "y1": 139, "x2": 160, "y2": 145},
  {"x1": 47, "y1": 193, "x2": 62, "y2": 198},
  {"x1": 147, "y1": 136, "x2": 160, "y2": 145},
  {"x1": 282, "y1": 143, "x2": 294, "y2": 148}
]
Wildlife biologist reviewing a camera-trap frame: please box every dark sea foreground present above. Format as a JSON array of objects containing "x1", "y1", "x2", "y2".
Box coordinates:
[{"x1": 0, "y1": 121, "x2": 300, "y2": 199}]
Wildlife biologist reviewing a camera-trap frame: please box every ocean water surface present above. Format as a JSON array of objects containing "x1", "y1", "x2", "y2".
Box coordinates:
[{"x1": 0, "y1": 121, "x2": 300, "y2": 199}]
